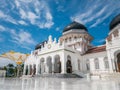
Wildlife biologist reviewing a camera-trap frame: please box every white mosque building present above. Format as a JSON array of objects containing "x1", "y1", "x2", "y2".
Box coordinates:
[{"x1": 23, "y1": 14, "x2": 120, "y2": 78}]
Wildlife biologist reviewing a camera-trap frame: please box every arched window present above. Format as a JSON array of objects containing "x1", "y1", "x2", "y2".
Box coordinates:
[
  {"x1": 65, "y1": 38, "x2": 67, "y2": 43},
  {"x1": 94, "y1": 58, "x2": 99, "y2": 69},
  {"x1": 69, "y1": 37, "x2": 72, "y2": 41},
  {"x1": 74, "y1": 36, "x2": 77, "y2": 40},
  {"x1": 86, "y1": 59, "x2": 90, "y2": 70},
  {"x1": 104, "y1": 57, "x2": 109, "y2": 69},
  {"x1": 67, "y1": 55, "x2": 71, "y2": 61}
]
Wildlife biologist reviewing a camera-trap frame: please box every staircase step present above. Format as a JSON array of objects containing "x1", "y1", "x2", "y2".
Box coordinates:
[{"x1": 35, "y1": 74, "x2": 83, "y2": 78}]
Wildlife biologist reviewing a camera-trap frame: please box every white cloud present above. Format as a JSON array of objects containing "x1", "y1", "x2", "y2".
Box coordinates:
[
  {"x1": 18, "y1": 20, "x2": 27, "y2": 25},
  {"x1": 0, "y1": 25, "x2": 6, "y2": 32},
  {"x1": 19, "y1": 9, "x2": 27, "y2": 19},
  {"x1": 27, "y1": 11, "x2": 38, "y2": 24},
  {"x1": 10, "y1": 30, "x2": 36, "y2": 49},
  {"x1": 70, "y1": 0, "x2": 120, "y2": 28},
  {"x1": 0, "y1": 11, "x2": 6, "y2": 18},
  {"x1": 0, "y1": 10, "x2": 18, "y2": 25},
  {"x1": 83, "y1": 6, "x2": 107, "y2": 24},
  {"x1": 71, "y1": 5, "x2": 107, "y2": 25},
  {"x1": 15, "y1": 0, "x2": 54, "y2": 29},
  {"x1": 56, "y1": 27, "x2": 60, "y2": 31},
  {"x1": 0, "y1": 57, "x2": 16, "y2": 67},
  {"x1": 90, "y1": 9, "x2": 113, "y2": 28}
]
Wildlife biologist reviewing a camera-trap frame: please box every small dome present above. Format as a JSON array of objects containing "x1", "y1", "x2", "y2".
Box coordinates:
[
  {"x1": 35, "y1": 40, "x2": 47, "y2": 50},
  {"x1": 63, "y1": 21, "x2": 87, "y2": 33},
  {"x1": 110, "y1": 14, "x2": 120, "y2": 30}
]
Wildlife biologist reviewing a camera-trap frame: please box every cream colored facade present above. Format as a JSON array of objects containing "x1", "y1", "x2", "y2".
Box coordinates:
[{"x1": 23, "y1": 20, "x2": 120, "y2": 78}]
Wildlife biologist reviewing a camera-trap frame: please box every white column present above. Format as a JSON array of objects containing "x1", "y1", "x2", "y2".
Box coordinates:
[
  {"x1": 36, "y1": 64, "x2": 39, "y2": 75},
  {"x1": 61, "y1": 53, "x2": 66, "y2": 74},
  {"x1": 107, "y1": 50, "x2": 115, "y2": 72},
  {"x1": 23, "y1": 65, "x2": 26, "y2": 75},
  {"x1": 32, "y1": 64, "x2": 34, "y2": 75},
  {"x1": 52, "y1": 57, "x2": 54, "y2": 74},
  {"x1": 89, "y1": 58, "x2": 95, "y2": 73},
  {"x1": 44, "y1": 58, "x2": 48, "y2": 73},
  {"x1": 28, "y1": 65, "x2": 30, "y2": 75}
]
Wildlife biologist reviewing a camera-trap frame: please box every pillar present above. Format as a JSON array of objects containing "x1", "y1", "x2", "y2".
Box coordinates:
[
  {"x1": 28, "y1": 65, "x2": 30, "y2": 75},
  {"x1": 61, "y1": 53, "x2": 66, "y2": 74},
  {"x1": 44, "y1": 59, "x2": 48, "y2": 74},
  {"x1": 36, "y1": 64, "x2": 39, "y2": 75},
  {"x1": 107, "y1": 50, "x2": 115, "y2": 72},
  {"x1": 52, "y1": 58, "x2": 54, "y2": 74},
  {"x1": 89, "y1": 58, "x2": 95, "y2": 73},
  {"x1": 23, "y1": 65, "x2": 26, "y2": 75}
]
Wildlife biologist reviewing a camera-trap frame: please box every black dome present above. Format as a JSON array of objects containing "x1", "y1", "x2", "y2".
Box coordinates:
[
  {"x1": 63, "y1": 21, "x2": 87, "y2": 33},
  {"x1": 35, "y1": 40, "x2": 47, "y2": 50},
  {"x1": 110, "y1": 14, "x2": 120, "y2": 30}
]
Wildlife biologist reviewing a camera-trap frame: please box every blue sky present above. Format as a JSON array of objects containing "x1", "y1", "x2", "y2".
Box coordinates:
[{"x1": 0, "y1": 0, "x2": 120, "y2": 54}]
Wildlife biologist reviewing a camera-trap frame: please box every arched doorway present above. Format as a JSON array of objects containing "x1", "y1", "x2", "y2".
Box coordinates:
[
  {"x1": 66, "y1": 55, "x2": 72, "y2": 73},
  {"x1": 117, "y1": 53, "x2": 120, "y2": 72},
  {"x1": 33, "y1": 64, "x2": 36, "y2": 75},
  {"x1": 25, "y1": 65, "x2": 28, "y2": 75},
  {"x1": 40, "y1": 58, "x2": 45, "y2": 74},
  {"x1": 46, "y1": 56, "x2": 52, "y2": 73},
  {"x1": 54, "y1": 55, "x2": 61, "y2": 73},
  {"x1": 30, "y1": 65, "x2": 32, "y2": 75}
]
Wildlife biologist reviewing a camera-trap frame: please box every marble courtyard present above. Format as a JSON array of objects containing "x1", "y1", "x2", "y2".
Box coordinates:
[{"x1": 0, "y1": 78, "x2": 120, "y2": 90}]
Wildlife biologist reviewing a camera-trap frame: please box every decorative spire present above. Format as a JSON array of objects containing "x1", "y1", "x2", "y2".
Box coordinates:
[
  {"x1": 48, "y1": 35, "x2": 52, "y2": 42},
  {"x1": 54, "y1": 38, "x2": 57, "y2": 43}
]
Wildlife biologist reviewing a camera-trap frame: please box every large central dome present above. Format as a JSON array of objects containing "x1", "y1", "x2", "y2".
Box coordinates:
[
  {"x1": 110, "y1": 14, "x2": 120, "y2": 30},
  {"x1": 63, "y1": 21, "x2": 87, "y2": 33}
]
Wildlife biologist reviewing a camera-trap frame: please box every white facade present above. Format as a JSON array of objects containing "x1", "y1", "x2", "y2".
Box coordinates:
[{"x1": 23, "y1": 21, "x2": 120, "y2": 78}]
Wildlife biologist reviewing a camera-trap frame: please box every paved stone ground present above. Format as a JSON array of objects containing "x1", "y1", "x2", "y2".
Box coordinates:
[{"x1": 0, "y1": 77, "x2": 120, "y2": 90}]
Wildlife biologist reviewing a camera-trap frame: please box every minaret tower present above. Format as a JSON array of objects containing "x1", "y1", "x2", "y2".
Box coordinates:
[{"x1": 59, "y1": 21, "x2": 93, "y2": 54}]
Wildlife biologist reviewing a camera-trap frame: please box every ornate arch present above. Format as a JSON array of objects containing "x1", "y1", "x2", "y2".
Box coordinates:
[
  {"x1": 39, "y1": 57, "x2": 45, "y2": 74},
  {"x1": 66, "y1": 55, "x2": 72, "y2": 73},
  {"x1": 104, "y1": 57, "x2": 109, "y2": 69},
  {"x1": 114, "y1": 50, "x2": 120, "y2": 72},
  {"x1": 46, "y1": 56, "x2": 52, "y2": 73},
  {"x1": 54, "y1": 55, "x2": 61, "y2": 73},
  {"x1": 94, "y1": 58, "x2": 99, "y2": 69}
]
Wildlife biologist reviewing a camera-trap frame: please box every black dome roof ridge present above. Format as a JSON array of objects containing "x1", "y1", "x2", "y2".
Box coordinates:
[
  {"x1": 110, "y1": 14, "x2": 120, "y2": 30},
  {"x1": 63, "y1": 21, "x2": 88, "y2": 33}
]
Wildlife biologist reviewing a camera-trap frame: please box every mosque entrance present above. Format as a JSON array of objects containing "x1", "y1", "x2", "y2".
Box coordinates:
[
  {"x1": 117, "y1": 53, "x2": 120, "y2": 72},
  {"x1": 46, "y1": 56, "x2": 52, "y2": 73},
  {"x1": 40, "y1": 58, "x2": 45, "y2": 74},
  {"x1": 25, "y1": 65, "x2": 28, "y2": 75},
  {"x1": 66, "y1": 55, "x2": 72, "y2": 73},
  {"x1": 54, "y1": 55, "x2": 61, "y2": 73}
]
